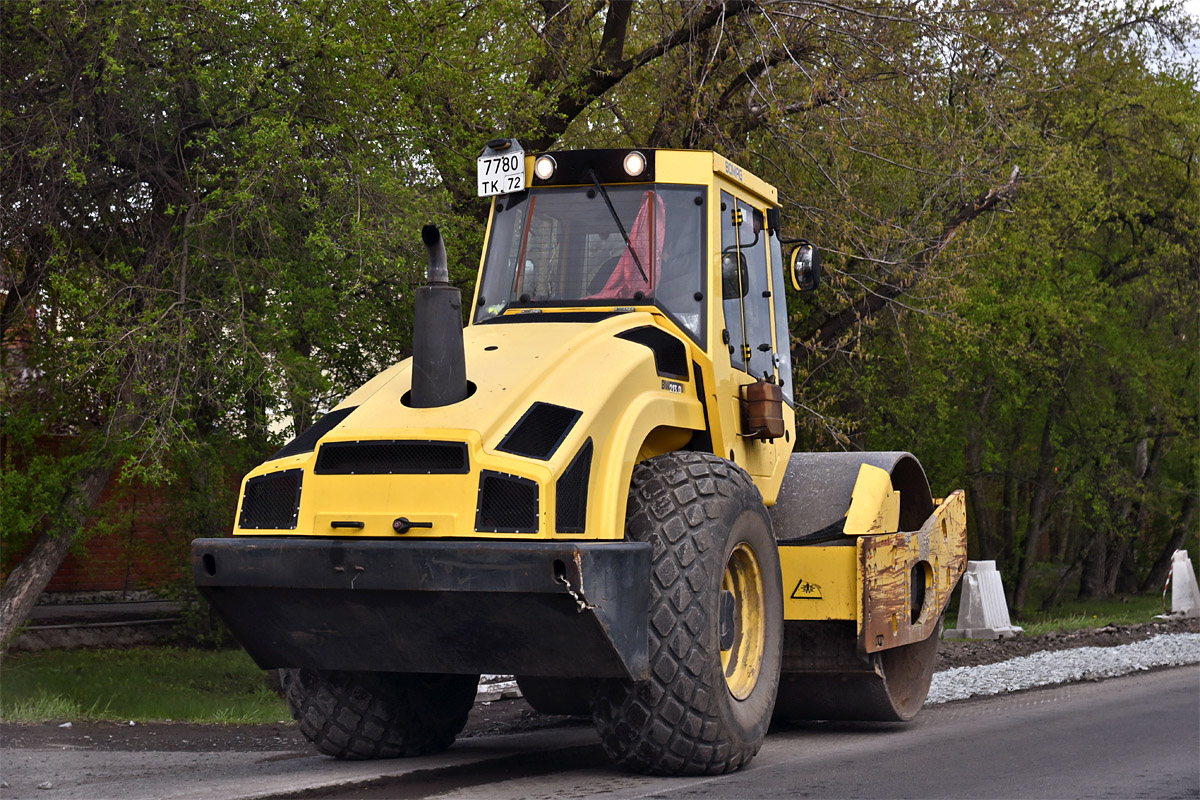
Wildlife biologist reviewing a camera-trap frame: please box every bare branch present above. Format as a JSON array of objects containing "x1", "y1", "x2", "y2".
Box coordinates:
[
  {"x1": 526, "y1": 0, "x2": 761, "y2": 151},
  {"x1": 800, "y1": 165, "x2": 1022, "y2": 349}
]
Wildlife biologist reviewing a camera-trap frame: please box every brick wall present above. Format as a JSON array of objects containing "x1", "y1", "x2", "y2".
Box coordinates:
[
  {"x1": 44, "y1": 476, "x2": 182, "y2": 593},
  {"x1": 3, "y1": 436, "x2": 243, "y2": 595}
]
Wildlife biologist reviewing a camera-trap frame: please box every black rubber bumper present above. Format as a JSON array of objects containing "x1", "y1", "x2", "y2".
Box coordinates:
[{"x1": 192, "y1": 538, "x2": 650, "y2": 680}]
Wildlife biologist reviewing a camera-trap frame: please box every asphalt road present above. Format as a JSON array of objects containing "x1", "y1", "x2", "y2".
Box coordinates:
[{"x1": 1, "y1": 667, "x2": 1196, "y2": 800}]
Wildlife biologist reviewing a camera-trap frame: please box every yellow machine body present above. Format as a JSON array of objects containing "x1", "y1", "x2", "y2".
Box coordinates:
[
  {"x1": 232, "y1": 149, "x2": 797, "y2": 542},
  {"x1": 238, "y1": 313, "x2": 707, "y2": 540},
  {"x1": 198, "y1": 147, "x2": 966, "y2": 691}
]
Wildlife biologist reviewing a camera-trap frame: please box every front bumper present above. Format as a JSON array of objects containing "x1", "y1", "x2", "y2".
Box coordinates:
[{"x1": 192, "y1": 538, "x2": 650, "y2": 680}]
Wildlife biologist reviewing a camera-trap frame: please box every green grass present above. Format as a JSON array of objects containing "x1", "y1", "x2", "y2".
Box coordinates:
[
  {"x1": 1013, "y1": 593, "x2": 1168, "y2": 636},
  {"x1": 946, "y1": 593, "x2": 1168, "y2": 636},
  {"x1": 0, "y1": 647, "x2": 289, "y2": 724},
  {"x1": 1, "y1": 593, "x2": 1174, "y2": 724}
]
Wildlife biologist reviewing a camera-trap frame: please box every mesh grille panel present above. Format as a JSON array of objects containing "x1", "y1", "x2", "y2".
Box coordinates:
[
  {"x1": 476, "y1": 471, "x2": 540, "y2": 533},
  {"x1": 556, "y1": 438, "x2": 593, "y2": 533},
  {"x1": 239, "y1": 469, "x2": 302, "y2": 530},
  {"x1": 496, "y1": 403, "x2": 581, "y2": 460},
  {"x1": 314, "y1": 441, "x2": 469, "y2": 474}
]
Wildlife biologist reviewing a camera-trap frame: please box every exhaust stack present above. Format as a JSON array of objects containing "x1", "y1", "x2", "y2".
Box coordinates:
[{"x1": 410, "y1": 225, "x2": 468, "y2": 408}]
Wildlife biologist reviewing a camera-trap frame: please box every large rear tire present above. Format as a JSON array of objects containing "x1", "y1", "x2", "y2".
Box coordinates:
[
  {"x1": 592, "y1": 452, "x2": 783, "y2": 775},
  {"x1": 281, "y1": 669, "x2": 478, "y2": 759}
]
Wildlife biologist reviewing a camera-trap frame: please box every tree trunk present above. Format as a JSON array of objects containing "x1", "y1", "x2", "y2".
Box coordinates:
[
  {"x1": 1040, "y1": 556, "x2": 1084, "y2": 611},
  {"x1": 1111, "y1": 434, "x2": 1166, "y2": 594},
  {"x1": 1038, "y1": 508, "x2": 1080, "y2": 611},
  {"x1": 967, "y1": 486, "x2": 996, "y2": 561},
  {"x1": 1093, "y1": 434, "x2": 1166, "y2": 596},
  {"x1": 1054, "y1": 508, "x2": 1075, "y2": 563},
  {"x1": 965, "y1": 380, "x2": 995, "y2": 560},
  {"x1": 1079, "y1": 533, "x2": 1110, "y2": 598},
  {"x1": 999, "y1": 417, "x2": 1025, "y2": 575},
  {"x1": 1104, "y1": 539, "x2": 1132, "y2": 596},
  {"x1": 1012, "y1": 408, "x2": 1058, "y2": 611},
  {"x1": 0, "y1": 462, "x2": 116, "y2": 656},
  {"x1": 1139, "y1": 493, "x2": 1196, "y2": 593}
]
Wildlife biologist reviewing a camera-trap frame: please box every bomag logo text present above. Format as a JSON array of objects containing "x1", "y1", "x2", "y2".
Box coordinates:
[{"x1": 724, "y1": 161, "x2": 744, "y2": 181}]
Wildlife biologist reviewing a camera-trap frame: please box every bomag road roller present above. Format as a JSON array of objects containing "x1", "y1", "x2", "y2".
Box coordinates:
[{"x1": 192, "y1": 141, "x2": 968, "y2": 776}]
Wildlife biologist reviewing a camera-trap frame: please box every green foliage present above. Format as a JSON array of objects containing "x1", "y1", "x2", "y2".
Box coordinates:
[
  {"x1": 0, "y1": 422, "x2": 92, "y2": 566},
  {"x1": 820, "y1": 15, "x2": 1199, "y2": 610},
  {"x1": 3, "y1": 0, "x2": 536, "y2": 601},
  {"x1": 2, "y1": 1, "x2": 1195, "y2": 624},
  {"x1": 0, "y1": 647, "x2": 287, "y2": 723}
]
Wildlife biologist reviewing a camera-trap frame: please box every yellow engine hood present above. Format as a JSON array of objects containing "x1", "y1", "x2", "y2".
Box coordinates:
[{"x1": 235, "y1": 312, "x2": 706, "y2": 540}]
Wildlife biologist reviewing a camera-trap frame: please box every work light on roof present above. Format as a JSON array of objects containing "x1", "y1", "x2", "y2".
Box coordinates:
[
  {"x1": 623, "y1": 151, "x2": 646, "y2": 177},
  {"x1": 534, "y1": 155, "x2": 557, "y2": 180}
]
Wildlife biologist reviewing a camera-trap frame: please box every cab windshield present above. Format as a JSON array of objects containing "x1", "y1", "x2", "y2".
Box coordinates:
[{"x1": 473, "y1": 184, "x2": 706, "y2": 342}]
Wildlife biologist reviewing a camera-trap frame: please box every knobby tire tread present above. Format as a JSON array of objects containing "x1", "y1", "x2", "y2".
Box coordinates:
[
  {"x1": 281, "y1": 669, "x2": 476, "y2": 760},
  {"x1": 592, "y1": 451, "x2": 781, "y2": 776}
]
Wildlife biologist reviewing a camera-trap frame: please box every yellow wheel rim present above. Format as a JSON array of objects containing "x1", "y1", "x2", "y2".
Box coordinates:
[{"x1": 720, "y1": 542, "x2": 766, "y2": 700}]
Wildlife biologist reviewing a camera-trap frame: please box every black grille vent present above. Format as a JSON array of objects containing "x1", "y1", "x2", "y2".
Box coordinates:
[
  {"x1": 315, "y1": 441, "x2": 469, "y2": 475},
  {"x1": 476, "y1": 471, "x2": 540, "y2": 533},
  {"x1": 556, "y1": 438, "x2": 593, "y2": 533},
  {"x1": 271, "y1": 406, "x2": 357, "y2": 461},
  {"x1": 497, "y1": 403, "x2": 581, "y2": 460},
  {"x1": 616, "y1": 327, "x2": 689, "y2": 379},
  {"x1": 239, "y1": 469, "x2": 303, "y2": 530}
]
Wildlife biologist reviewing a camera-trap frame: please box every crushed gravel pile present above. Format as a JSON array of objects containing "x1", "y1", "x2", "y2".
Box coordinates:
[{"x1": 927, "y1": 632, "x2": 1200, "y2": 705}]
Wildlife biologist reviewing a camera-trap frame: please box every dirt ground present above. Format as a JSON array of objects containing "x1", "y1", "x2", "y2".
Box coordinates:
[{"x1": 1, "y1": 616, "x2": 1194, "y2": 755}]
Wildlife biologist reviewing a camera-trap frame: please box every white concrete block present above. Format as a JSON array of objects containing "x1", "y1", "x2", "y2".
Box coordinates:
[
  {"x1": 1170, "y1": 550, "x2": 1200, "y2": 618},
  {"x1": 943, "y1": 560, "x2": 1024, "y2": 640},
  {"x1": 476, "y1": 676, "x2": 522, "y2": 702}
]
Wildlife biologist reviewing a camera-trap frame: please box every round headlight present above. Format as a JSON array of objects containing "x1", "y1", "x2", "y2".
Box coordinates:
[
  {"x1": 623, "y1": 151, "x2": 646, "y2": 177},
  {"x1": 534, "y1": 155, "x2": 557, "y2": 180}
]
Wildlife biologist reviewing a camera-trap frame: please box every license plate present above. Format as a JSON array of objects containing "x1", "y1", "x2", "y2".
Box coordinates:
[{"x1": 477, "y1": 148, "x2": 526, "y2": 197}]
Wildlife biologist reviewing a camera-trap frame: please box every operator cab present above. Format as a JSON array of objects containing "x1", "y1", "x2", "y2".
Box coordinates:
[{"x1": 474, "y1": 145, "x2": 817, "y2": 407}]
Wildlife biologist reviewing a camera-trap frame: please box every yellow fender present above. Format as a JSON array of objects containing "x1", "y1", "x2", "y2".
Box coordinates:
[{"x1": 844, "y1": 464, "x2": 900, "y2": 535}]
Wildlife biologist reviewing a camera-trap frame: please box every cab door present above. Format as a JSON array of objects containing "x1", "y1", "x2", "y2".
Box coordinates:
[{"x1": 720, "y1": 191, "x2": 776, "y2": 382}]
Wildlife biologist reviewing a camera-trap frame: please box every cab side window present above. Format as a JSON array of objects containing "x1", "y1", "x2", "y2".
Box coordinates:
[{"x1": 720, "y1": 192, "x2": 775, "y2": 380}]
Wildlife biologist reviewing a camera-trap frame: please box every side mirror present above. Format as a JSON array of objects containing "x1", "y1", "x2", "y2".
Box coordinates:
[
  {"x1": 721, "y1": 250, "x2": 749, "y2": 299},
  {"x1": 789, "y1": 241, "x2": 821, "y2": 292}
]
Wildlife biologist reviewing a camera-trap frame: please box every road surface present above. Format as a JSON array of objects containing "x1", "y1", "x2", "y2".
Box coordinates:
[{"x1": 1, "y1": 667, "x2": 1196, "y2": 799}]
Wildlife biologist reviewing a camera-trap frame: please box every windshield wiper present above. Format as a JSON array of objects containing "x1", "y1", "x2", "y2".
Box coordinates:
[{"x1": 588, "y1": 168, "x2": 648, "y2": 283}]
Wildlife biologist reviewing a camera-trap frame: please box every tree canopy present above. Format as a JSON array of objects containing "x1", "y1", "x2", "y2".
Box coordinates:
[{"x1": 2, "y1": 0, "x2": 1196, "y2": 648}]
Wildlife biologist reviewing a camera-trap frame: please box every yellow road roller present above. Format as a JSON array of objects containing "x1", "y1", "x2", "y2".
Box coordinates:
[{"x1": 193, "y1": 142, "x2": 967, "y2": 776}]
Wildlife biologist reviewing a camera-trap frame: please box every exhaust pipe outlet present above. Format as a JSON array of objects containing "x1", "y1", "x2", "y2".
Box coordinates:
[
  {"x1": 422, "y1": 223, "x2": 450, "y2": 285},
  {"x1": 410, "y1": 225, "x2": 469, "y2": 408}
]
